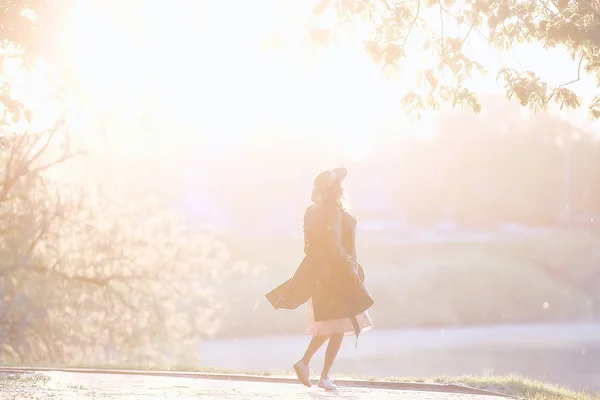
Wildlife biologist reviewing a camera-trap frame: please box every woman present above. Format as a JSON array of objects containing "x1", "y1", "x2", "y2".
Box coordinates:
[{"x1": 265, "y1": 167, "x2": 374, "y2": 391}]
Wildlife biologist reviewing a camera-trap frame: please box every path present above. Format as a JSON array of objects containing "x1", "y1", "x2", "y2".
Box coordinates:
[
  {"x1": 199, "y1": 324, "x2": 600, "y2": 392},
  {"x1": 3, "y1": 371, "x2": 499, "y2": 400}
]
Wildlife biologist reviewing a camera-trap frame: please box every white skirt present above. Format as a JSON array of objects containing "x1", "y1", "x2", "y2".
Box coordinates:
[{"x1": 306, "y1": 298, "x2": 373, "y2": 337}]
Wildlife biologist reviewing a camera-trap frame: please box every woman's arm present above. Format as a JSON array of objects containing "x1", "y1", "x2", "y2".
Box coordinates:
[{"x1": 306, "y1": 205, "x2": 359, "y2": 280}]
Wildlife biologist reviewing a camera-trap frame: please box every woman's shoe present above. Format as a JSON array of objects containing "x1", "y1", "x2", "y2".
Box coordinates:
[
  {"x1": 293, "y1": 361, "x2": 312, "y2": 387},
  {"x1": 318, "y1": 378, "x2": 337, "y2": 391}
]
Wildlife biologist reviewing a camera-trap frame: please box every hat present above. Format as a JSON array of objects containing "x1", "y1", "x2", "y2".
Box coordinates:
[{"x1": 311, "y1": 167, "x2": 347, "y2": 203}]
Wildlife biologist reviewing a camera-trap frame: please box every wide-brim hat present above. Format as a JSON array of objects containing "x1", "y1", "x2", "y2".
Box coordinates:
[
  {"x1": 314, "y1": 167, "x2": 347, "y2": 190},
  {"x1": 311, "y1": 167, "x2": 347, "y2": 203}
]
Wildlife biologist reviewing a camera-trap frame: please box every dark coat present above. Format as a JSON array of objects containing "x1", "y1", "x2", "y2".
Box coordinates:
[{"x1": 265, "y1": 203, "x2": 374, "y2": 324}]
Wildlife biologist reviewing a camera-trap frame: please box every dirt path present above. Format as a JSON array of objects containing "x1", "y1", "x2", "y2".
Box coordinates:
[{"x1": 3, "y1": 371, "x2": 500, "y2": 400}]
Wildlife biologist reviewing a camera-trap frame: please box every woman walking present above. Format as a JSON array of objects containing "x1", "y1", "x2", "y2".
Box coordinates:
[{"x1": 265, "y1": 167, "x2": 374, "y2": 391}]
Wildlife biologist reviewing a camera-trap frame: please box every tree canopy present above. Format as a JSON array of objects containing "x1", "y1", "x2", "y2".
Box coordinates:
[
  {"x1": 311, "y1": 0, "x2": 600, "y2": 119},
  {"x1": 0, "y1": 2, "x2": 245, "y2": 365},
  {"x1": 0, "y1": 62, "x2": 240, "y2": 364},
  {"x1": 0, "y1": 1, "x2": 72, "y2": 63},
  {"x1": 3, "y1": 1, "x2": 599, "y2": 119}
]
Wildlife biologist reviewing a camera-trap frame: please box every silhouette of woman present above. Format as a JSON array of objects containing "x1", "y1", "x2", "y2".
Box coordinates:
[{"x1": 265, "y1": 167, "x2": 374, "y2": 391}]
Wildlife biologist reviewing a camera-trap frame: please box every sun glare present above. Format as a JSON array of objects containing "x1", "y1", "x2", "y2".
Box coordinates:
[
  {"x1": 50, "y1": 0, "x2": 419, "y2": 164},
  {"x1": 16, "y1": 0, "x2": 592, "y2": 169}
]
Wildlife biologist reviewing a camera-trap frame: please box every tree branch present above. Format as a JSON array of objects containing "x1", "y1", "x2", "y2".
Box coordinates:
[
  {"x1": 441, "y1": 8, "x2": 490, "y2": 44},
  {"x1": 21, "y1": 126, "x2": 58, "y2": 166},
  {"x1": 540, "y1": 0, "x2": 558, "y2": 16},
  {"x1": 402, "y1": 0, "x2": 420, "y2": 48},
  {"x1": 4, "y1": 262, "x2": 144, "y2": 287},
  {"x1": 0, "y1": 135, "x2": 9, "y2": 150},
  {"x1": 501, "y1": 22, "x2": 524, "y2": 70},
  {"x1": 559, "y1": 52, "x2": 584, "y2": 87},
  {"x1": 27, "y1": 150, "x2": 86, "y2": 176},
  {"x1": 23, "y1": 198, "x2": 64, "y2": 256},
  {"x1": 25, "y1": 226, "x2": 47, "y2": 257},
  {"x1": 1, "y1": 123, "x2": 81, "y2": 203},
  {"x1": 439, "y1": 0, "x2": 445, "y2": 75},
  {"x1": 461, "y1": 9, "x2": 480, "y2": 45},
  {"x1": 108, "y1": 284, "x2": 139, "y2": 312},
  {"x1": 1, "y1": 133, "x2": 28, "y2": 201}
]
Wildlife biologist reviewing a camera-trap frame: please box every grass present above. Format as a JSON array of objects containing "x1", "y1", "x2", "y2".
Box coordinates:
[
  {"x1": 0, "y1": 372, "x2": 50, "y2": 400},
  {"x1": 0, "y1": 372, "x2": 49, "y2": 388},
  {"x1": 218, "y1": 228, "x2": 600, "y2": 338},
  {"x1": 379, "y1": 374, "x2": 599, "y2": 400}
]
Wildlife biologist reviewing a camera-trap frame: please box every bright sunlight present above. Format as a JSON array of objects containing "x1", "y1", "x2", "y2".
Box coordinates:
[
  {"x1": 45, "y1": 0, "x2": 592, "y2": 162},
  {"x1": 2, "y1": 0, "x2": 600, "y2": 397}
]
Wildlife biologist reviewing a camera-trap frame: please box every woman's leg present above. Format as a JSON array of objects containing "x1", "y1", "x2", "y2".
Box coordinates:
[
  {"x1": 295, "y1": 335, "x2": 328, "y2": 387},
  {"x1": 301, "y1": 335, "x2": 328, "y2": 365},
  {"x1": 320, "y1": 333, "x2": 343, "y2": 380}
]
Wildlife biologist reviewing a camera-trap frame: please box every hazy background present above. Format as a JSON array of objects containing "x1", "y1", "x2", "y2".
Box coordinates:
[
  {"x1": 185, "y1": 96, "x2": 600, "y2": 393},
  {"x1": 0, "y1": 0, "x2": 599, "y2": 395}
]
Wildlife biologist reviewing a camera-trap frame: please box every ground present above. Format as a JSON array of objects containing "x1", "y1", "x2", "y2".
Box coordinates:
[
  {"x1": 2, "y1": 371, "x2": 500, "y2": 400},
  {"x1": 199, "y1": 324, "x2": 600, "y2": 392}
]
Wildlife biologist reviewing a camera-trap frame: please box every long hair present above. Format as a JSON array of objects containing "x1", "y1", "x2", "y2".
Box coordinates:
[{"x1": 312, "y1": 182, "x2": 349, "y2": 210}]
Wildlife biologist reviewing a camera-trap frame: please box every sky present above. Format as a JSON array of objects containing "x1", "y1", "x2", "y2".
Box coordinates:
[
  {"x1": 70, "y1": 1, "x2": 594, "y2": 127},
  {"x1": 8, "y1": 0, "x2": 598, "y2": 173}
]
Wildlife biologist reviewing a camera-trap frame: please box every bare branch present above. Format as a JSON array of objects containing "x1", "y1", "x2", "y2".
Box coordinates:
[
  {"x1": 1, "y1": 121, "x2": 79, "y2": 203},
  {"x1": 21, "y1": 127, "x2": 55, "y2": 166},
  {"x1": 559, "y1": 52, "x2": 584, "y2": 87},
  {"x1": 541, "y1": 0, "x2": 558, "y2": 16},
  {"x1": 461, "y1": 9, "x2": 480, "y2": 45},
  {"x1": 108, "y1": 284, "x2": 139, "y2": 312},
  {"x1": 439, "y1": 0, "x2": 445, "y2": 75},
  {"x1": 24, "y1": 197, "x2": 63, "y2": 256},
  {"x1": 27, "y1": 150, "x2": 86, "y2": 176},
  {"x1": 402, "y1": 0, "x2": 421, "y2": 49},
  {"x1": 501, "y1": 22, "x2": 524, "y2": 70},
  {"x1": 441, "y1": 8, "x2": 490, "y2": 44},
  {"x1": 3, "y1": 261, "x2": 161, "y2": 288},
  {"x1": 1, "y1": 133, "x2": 28, "y2": 201},
  {"x1": 22, "y1": 120, "x2": 64, "y2": 168},
  {"x1": 25, "y1": 226, "x2": 46, "y2": 257}
]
